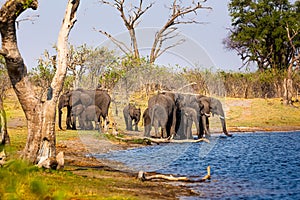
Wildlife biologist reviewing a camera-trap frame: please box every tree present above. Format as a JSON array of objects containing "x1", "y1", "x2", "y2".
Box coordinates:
[
  {"x1": 225, "y1": 0, "x2": 299, "y2": 70},
  {"x1": 99, "y1": 0, "x2": 210, "y2": 64},
  {"x1": 29, "y1": 50, "x2": 56, "y2": 101},
  {"x1": 68, "y1": 45, "x2": 118, "y2": 89},
  {"x1": 0, "y1": 0, "x2": 80, "y2": 165},
  {"x1": 226, "y1": 0, "x2": 300, "y2": 105},
  {"x1": 284, "y1": 1, "x2": 300, "y2": 105}
]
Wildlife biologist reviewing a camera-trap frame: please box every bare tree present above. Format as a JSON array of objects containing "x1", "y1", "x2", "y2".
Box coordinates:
[
  {"x1": 150, "y1": 0, "x2": 210, "y2": 63},
  {"x1": 0, "y1": 0, "x2": 80, "y2": 165},
  {"x1": 99, "y1": 0, "x2": 210, "y2": 63},
  {"x1": 100, "y1": 0, "x2": 154, "y2": 59}
]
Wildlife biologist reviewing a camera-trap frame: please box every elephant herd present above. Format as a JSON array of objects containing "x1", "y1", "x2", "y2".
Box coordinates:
[
  {"x1": 58, "y1": 88, "x2": 111, "y2": 132},
  {"x1": 58, "y1": 88, "x2": 232, "y2": 139},
  {"x1": 122, "y1": 92, "x2": 232, "y2": 139}
]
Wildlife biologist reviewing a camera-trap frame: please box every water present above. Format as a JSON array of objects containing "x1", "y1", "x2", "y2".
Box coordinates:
[{"x1": 95, "y1": 131, "x2": 300, "y2": 199}]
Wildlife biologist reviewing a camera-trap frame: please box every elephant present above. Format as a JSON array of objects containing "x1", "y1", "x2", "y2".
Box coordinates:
[
  {"x1": 142, "y1": 108, "x2": 151, "y2": 137},
  {"x1": 70, "y1": 104, "x2": 85, "y2": 129},
  {"x1": 58, "y1": 88, "x2": 111, "y2": 132},
  {"x1": 180, "y1": 106, "x2": 200, "y2": 139},
  {"x1": 58, "y1": 90, "x2": 93, "y2": 130},
  {"x1": 175, "y1": 94, "x2": 203, "y2": 139},
  {"x1": 150, "y1": 104, "x2": 169, "y2": 138},
  {"x1": 198, "y1": 95, "x2": 232, "y2": 137},
  {"x1": 123, "y1": 103, "x2": 141, "y2": 131},
  {"x1": 148, "y1": 93, "x2": 177, "y2": 139},
  {"x1": 80, "y1": 105, "x2": 102, "y2": 130}
]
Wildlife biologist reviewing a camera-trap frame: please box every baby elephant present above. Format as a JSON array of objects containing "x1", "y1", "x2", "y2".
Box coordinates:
[
  {"x1": 80, "y1": 105, "x2": 102, "y2": 131},
  {"x1": 123, "y1": 103, "x2": 141, "y2": 131},
  {"x1": 180, "y1": 106, "x2": 200, "y2": 139}
]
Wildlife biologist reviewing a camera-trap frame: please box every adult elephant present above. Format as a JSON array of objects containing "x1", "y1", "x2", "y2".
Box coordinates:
[
  {"x1": 150, "y1": 104, "x2": 168, "y2": 138},
  {"x1": 198, "y1": 95, "x2": 232, "y2": 137},
  {"x1": 123, "y1": 103, "x2": 141, "y2": 131},
  {"x1": 148, "y1": 93, "x2": 177, "y2": 139},
  {"x1": 58, "y1": 90, "x2": 93, "y2": 130},
  {"x1": 58, "y1": 88, "x2": 111, "y2": 131}
]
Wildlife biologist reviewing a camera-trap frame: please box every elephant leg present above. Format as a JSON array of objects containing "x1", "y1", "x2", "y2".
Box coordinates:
[
  {"x1": 183, "y1": 116, "x2": 188, "y2": 139},
  {"x1": 198, "y1": 116, "x2": 204, "y2": 139},
  {"x1": 128, "y1": 118, "x2": 133, "y2": 131},
  {"x1": 124, "y1": 116, "x2": 129, "y2": 130},
  {"x1": 103, "y1": 116, "x2": 109, "y2": 132},
  {"x1": 154, "y1": 120, "x2": 159, "y2": 138},
  {"x1": 71, "y1": 115, "x2": 77, "y2": 130},
  {"x1": 188, "y1": 119, "x2": 193, "y2": 139},
  {"x1": 134, "y1": 120, "x2": 138, "y2": 131},
  {"x1": 66, "y1": 106, "x2": 72, "y2": 130}
]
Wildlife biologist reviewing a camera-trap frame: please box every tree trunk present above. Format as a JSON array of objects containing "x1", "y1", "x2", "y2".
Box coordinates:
[
  {"x1": 129, "y1": 28, "x2": 140, "y2": 59},
  {"x1": 0, "y1": 95, "x2": 10, "y2": 145},
  {"x1": 283, "y1": 64, "x2": 293, "y2": 105},
  {"x1": 0, "y1": 0, "x2": 80, "y2": 164}
]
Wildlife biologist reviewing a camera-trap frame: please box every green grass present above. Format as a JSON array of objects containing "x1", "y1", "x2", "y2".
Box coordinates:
[
  {"x1": 226, "y1": 98, "x2": 300, "y2": 129},
  {"x1": 0, "y1": 160, "x2": 143, "y2": 200}
]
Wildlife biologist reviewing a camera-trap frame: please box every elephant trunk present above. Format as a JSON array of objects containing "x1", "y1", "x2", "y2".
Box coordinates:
[
  {"x1": 219, "y1": 116, "x2": 232, "y2": 137},
  {"x1": 58, "y1": 104, "x2": 63, "y2": 130}
]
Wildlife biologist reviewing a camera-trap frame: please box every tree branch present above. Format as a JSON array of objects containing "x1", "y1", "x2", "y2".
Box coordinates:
[
  {"x1": 150, "y1": 1, "x2": 211, "y2": 63},
  {"x1": 97, "y1": 29, "x2": 132, "y2": 54}
]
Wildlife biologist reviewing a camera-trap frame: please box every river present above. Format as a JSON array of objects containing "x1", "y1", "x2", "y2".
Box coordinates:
[{"x1": 95, "y1": 131, "x2": 300, "y2": 199}]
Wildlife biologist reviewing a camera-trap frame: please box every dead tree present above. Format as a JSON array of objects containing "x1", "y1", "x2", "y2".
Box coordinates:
[
  {"x1": 0, "y1": 0, "x2": 80, "y2": 166},
  {"x1": 100, "y1": 0, "x2": 154, "y2": 59},
  {"x1": 99, "y1": 0, "x2": 210, "y2": 63},
  {"x1": 149, "y1": 0, "x2": 211, "y2": 63}
]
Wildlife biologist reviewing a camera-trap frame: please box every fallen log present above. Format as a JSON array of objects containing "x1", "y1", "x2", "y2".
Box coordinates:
[
  {"x1": 143, "y1": 137, "x2": 210, "y2": 144},
  {"x1": 114, "y1": 136, "x2": 210, "y2": 144},
  {"x1": 138, "y1": 166, "x2": 211, "y2": 182}
]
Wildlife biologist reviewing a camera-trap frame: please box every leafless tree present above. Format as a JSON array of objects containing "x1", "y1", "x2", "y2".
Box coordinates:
[
  {"x1": 100, "y1": 0, "x2": 154, "y2": 59},
  {"x1": 99, "y1": 0, "x2": 210, "y2": 63},
  {"x1": 0, "y1": 0, "x2": 80, "y2": 165}
]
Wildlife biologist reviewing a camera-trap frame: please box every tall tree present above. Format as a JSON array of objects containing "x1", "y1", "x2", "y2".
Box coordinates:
[
  {"x1": 99, "y1": 0, "x2": 210, "y2": 64},
  {"x1": 226, "y1": 0, "x2": 300, "y2": 105},
  {"x1": 0, "y1": 0, "x2": 80, "y2": 165},
  {"x1": 225, "y1": 0, "x2": 299, "y2": 70}
]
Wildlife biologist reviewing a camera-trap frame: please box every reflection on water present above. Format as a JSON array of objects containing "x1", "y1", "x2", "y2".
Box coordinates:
[{"x1": 95, "y1": 132, "x2": 300, "y2": 199}]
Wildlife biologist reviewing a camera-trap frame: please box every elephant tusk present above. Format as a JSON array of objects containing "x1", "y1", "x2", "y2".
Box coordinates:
[
  {"x1": 204, "y1": 113, "x2": 211, "y2": 117},
  {"x1": 219, "y1": 116, "x2": 225, "y2": 120}
]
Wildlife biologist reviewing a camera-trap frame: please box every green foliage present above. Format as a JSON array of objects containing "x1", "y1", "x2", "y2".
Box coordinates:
[{"x1": 227, "y1": 0, "x2": 300, "y2": 70}]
